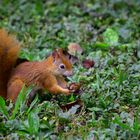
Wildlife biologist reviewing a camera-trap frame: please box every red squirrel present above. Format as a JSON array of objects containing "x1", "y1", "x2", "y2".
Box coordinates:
[{"x1": 0, "y1": 29, "x2": 75, "y2": 102}]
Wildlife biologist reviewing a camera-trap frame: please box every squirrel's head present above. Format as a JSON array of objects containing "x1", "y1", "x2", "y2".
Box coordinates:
[{"x1": 51, "y1": 48, "x2": 73, "y2": 76}]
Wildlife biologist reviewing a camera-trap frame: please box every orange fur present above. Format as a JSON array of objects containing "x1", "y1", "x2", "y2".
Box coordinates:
[
  {"x1": 0, "y1": 29, "x2": 73, "y2": 102},
  {"x1": 0, "y1": 29, "x2": 20, "y2": 98}
]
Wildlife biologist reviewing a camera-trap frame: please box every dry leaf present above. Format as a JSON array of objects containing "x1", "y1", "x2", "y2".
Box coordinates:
[
  {"x1": 60, "y1": 99, "x2": 83, "y2": 111},
  {"x1": 82, "y1": 59, "x2": 95, "y2": 69}
]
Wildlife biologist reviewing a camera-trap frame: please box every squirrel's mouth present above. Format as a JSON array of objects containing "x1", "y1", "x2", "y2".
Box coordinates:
[{"x1": 63, "y1": 71, "x2": 73, "y2": 77}]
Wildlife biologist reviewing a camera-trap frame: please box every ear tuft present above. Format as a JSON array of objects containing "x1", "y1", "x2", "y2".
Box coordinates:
[
  {"x1": 57, "y1": 48, "x2": 63, "y2": 54},
  {"x1": 57, "y1": 48, "x2": 68, "y2": 55},
  {"x1": 52, "y1": 50, "x2": 59, "y2": 61}
]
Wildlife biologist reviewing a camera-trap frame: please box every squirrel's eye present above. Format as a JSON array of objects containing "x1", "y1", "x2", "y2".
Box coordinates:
[{"x1": 59, "y1": 64, "x2": 65, "y2": 69}]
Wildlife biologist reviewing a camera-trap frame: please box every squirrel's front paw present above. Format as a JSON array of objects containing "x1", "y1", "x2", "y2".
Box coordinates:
[{"x1": 63, "y1": 88, "x2": 71, "y2": 95}]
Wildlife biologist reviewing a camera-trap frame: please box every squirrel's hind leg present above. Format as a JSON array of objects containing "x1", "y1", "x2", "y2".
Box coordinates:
[{"x1": 7, "y1": 79, "x2": 25, "y2": 102}]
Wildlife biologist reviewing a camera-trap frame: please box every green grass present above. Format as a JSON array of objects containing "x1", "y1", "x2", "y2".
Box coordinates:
[{"x1": 0, "y1": 0, "x2": 140, "y2": 139}]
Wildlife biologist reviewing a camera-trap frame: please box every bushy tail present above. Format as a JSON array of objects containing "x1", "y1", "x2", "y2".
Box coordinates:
[{"x1": 0, "y1": 29, "x2": 20, "y2": 98}]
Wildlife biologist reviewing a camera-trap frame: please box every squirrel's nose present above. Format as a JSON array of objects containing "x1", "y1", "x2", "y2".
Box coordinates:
[{"x1": 64, "y1": 71, "x2": 73, "y2": 77}]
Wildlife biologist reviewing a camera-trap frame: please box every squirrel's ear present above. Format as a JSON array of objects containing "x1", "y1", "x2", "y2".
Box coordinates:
[
  {"x1": 52, "y1": 50, "x2": 59, "y2": 62},
  {"x1": 57, "y1": 48, "x2": 63, "y2": 54},
  {"x1": 58, "y1": 48, "x2": 68, "y2": 55}
]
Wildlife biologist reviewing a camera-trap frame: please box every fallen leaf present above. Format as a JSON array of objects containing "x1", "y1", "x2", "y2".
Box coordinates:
[
  {"x1": 60, "y1": 99, "x2": 83, "y2": 111},
  {"x1": 82, "y1": 59, "x2": 95, "y2": 69}
]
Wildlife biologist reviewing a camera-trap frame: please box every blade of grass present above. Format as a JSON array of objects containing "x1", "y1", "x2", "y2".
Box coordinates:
[
  {"x1": 11, "y1": 85, "x2": 32, "y2": 119},
  {"x1": 28, "y1": 109, "x2": 40, "y2": 135},
  {"x1": 0, "y1": 96, "x2": 9, "y2": 119},
  {"x1": 26, "y1": 94, "x2": 39, "y2": 115}
]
